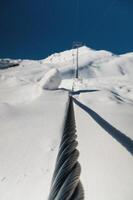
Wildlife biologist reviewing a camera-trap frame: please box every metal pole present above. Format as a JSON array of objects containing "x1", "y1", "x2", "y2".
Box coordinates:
[
  {"x1": 72, "y1": 42, "x2": 82, "y2": 79},
  {"x1": 76, "y1": 47, "x2": 79, "y2": 79}
]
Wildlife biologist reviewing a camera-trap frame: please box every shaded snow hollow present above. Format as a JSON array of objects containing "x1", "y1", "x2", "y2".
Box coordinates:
[{"x1": 0, "y1": 46, "x2": 133, "y2": 200}]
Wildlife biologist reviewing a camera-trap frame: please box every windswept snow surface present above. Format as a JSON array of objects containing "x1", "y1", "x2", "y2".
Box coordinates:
[
  {"x1": 0, "y1": 90, "x2": 69, "y2": 200},
  {"x1": 0, "y1": 46, "x2": 133, "y2": 200}
]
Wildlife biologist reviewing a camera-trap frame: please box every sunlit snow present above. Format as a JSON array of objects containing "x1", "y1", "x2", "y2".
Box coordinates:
[{"x1": 0, "y1": 46, "x2": 133, "y2": 200}]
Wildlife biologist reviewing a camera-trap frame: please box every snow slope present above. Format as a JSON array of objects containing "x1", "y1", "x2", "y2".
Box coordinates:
[
  {"x1": 0, "y1": 46, "x2": 133, "y2": 200},
  {"x1": 0, "y1": 90, "x2": 69, "y2": 200}
]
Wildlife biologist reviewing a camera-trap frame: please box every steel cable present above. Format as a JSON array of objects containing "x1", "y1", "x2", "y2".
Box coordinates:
[{"x1": 48, "y1": 96, "x2": 84, "y2": 200}]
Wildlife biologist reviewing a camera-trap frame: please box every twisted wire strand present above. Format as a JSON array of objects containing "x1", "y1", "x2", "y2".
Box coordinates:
[{"x1": 48, "y1": 96, "x2": 84, "y2": 200}]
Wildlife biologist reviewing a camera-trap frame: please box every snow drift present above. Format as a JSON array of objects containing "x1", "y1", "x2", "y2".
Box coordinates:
[{"x1": 39, "y1": 68, "x2": 61, "y2": 90}]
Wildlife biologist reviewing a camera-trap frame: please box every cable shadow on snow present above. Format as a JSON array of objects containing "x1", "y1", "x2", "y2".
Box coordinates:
[
  {"x1": 73, "y1": 98, "x2": 133, "y2": 155},
  {"x1": 59, "y1": 88, "x2": 99, "y2": 95},
  {"x1": 72, "y1": 89, "x2": 99, "y2": 95}
]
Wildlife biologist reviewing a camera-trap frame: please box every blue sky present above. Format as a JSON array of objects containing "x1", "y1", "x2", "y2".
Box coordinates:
[{"x1": 0, "y1": 0, "x2": 133, "y2": 59}]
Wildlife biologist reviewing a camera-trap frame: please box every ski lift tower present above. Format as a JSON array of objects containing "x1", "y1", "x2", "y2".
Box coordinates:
[{"x1": 72, "y1": 42, "x2": 83, "y2": 79}]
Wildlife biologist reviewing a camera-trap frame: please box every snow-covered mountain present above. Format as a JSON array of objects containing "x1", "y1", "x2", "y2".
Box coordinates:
[
  {"x1": 0, "y1": 46, "x2": 133, "y2": 104},
  {"x1": 0, "y1": 46, "x2": 133, "y2": 200}
]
